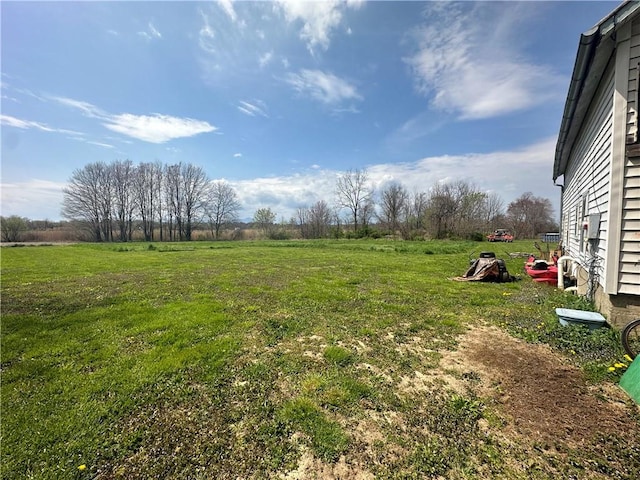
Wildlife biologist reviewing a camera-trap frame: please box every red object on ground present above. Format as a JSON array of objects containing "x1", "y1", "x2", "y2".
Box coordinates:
[
  {"x1": 487, "y1": 229, "x2": 514, "y2": 242},
  {"x1": 524, "y1": 255, "x2": 558, "y2": 286}
]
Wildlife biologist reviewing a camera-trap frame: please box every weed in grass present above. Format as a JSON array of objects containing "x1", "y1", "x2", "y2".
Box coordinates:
[
  {"x1": 323, "y1": 345, "x2": 355, "y2": 366},
  {"x1": 278, "y1": 397, "x2": 349, "y2": 462}
]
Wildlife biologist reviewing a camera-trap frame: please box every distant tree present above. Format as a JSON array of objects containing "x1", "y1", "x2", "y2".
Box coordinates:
[
  {"x1": 164, "y1": 163, "x2": 182, "y2": 241},
  {"x1": 427, "y1": 182, "x2": 459, "y2": 238},
  {"x1": 152, "y1": 161, "x2": 164, "y2": 241},
  {"x1": 426, "y1": 180, "x2": 491, "y2": 239},
  {"x1": 507, "y1": 192, "x2": 556, "y2": 238},
  {"x1": 62, "y1": 162, "x2": 113, "y2": 241},
  {"x1": 253, "y1": 207, "x2": 276, "y2": 238},
  {"x1": 112, "y1": 160, "x2": 135, "y2": 241},
  {"x1": 379, "y1": 182, "x2": 409, "y2": 233},
  {"x1": 297, "y1": 200, "x2": 333, "y2": 239},
  {"x1": 134, "y1": 162, "x2": 159, "y2": 241},
  {"x1": 0, "y1": 216, "x2": 28, "y2": 242},
  {"x1": 485, "y1": 192, "x2": 505, "y2": 230},
  {"x1": 335, "y1": 168, "x2": 372, "y2": 231},
  {"x1": 206, "y1": 180, "x2": 241, "y2": 239},
  {"x1": 180, "y1": 163, "x2": 209, "y2": 241},
  {"x1": 400, "y1": 191, "x2": 428, "y2": 238}
]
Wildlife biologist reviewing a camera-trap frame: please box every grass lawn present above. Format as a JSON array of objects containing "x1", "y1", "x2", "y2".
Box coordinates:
[{"x1": 1, "y1": 240, "x2": 638, "y2": 479}]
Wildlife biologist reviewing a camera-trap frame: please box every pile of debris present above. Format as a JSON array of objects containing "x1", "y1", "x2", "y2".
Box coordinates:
[{"x1": 454, "y1": 252, "x2": 516, "y2": 283}]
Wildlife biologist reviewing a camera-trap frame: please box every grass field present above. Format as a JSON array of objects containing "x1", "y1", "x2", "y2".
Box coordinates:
[{"x1": 1, "y1": 240, "x2": 638, "y2": 479}]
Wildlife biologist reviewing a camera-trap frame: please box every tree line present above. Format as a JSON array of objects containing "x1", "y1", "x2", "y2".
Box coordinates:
[
  {"x1": 2, "y1": 163, "x2": 557, "y2": 242},
  {"x1": 61, "y1": 160, "x2": 240, "y2": 242}
]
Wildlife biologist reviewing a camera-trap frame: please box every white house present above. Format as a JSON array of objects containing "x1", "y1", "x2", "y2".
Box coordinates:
[{"x1": 554, "y1": 0, "x2": 640, "y2": 327}]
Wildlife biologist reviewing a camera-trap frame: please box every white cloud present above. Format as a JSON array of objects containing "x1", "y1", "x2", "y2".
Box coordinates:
[
  {"x1": 259, "y1": 51, "x2": 274, "y2": 68},
  {"x1": 103, "y1": 113, "x2": 217, "y2": 144},
  {"x1": 228, "y1": 137, "x2": 560, "y2": 221},
  {"x1": 199, "y1": 9, "x2": 216, "y2": 54},
  {"x1": 406, "y1": 2, "x2": 563, "y2": 120},
  {"x1": 85, "y1": 141, "x2": 115, "y2": 149},
  {"x1": 0, "y1": 179, "x2": 65, "y2": 220},
  {"x1": 51, "y1": 96, "x2": 218, "y2": 143},
  {"x1": 138, "y1": 21, "x2": 162, "y2": 40},
  {"x1": 237, "y1": 100, "x2": 268, "y2": 118},
  {"x1": 50, "y1": 96, "x2": 104, "y2": 117},
  {"x1": 231, "y1": 171, "x2": 338, "y2": 220},
  {"x1": 1, "y1": 114, "x2": 82, "y2": 136},
  {"x1": 218, "y1": 0, "x2": 237, "y2": 23},
  {"x1": 233, "y1": 153, "x2": 242, "y2": 158},
  {"x1": 285, "y1": 69, "x2": 362, "y2": 106},
  {"x1": 276, "y1": 0, "x2": 361, "y2": 54}
]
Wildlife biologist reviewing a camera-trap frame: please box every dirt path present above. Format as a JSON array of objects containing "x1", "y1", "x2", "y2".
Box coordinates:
[{"x1": 440, "y1": 325, "x2": 634, "y2": 445}]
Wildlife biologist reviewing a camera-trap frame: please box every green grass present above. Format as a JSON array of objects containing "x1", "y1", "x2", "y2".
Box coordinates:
[{"x1": 1, "y1": 240, "x2": 637, "y2": 479}]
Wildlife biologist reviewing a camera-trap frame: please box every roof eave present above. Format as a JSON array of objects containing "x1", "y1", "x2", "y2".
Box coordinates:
[{"x1": 553, "y1": 1, "x2": 640, "y2": 181}]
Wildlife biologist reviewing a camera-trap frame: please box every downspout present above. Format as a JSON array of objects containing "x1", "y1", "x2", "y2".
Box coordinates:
[
  {"x1": 557, "y1": 255, "x2": 578, "y2": 292},
  {"x1": 554, "y1": 180, "x2": 564, "y2": 254}
]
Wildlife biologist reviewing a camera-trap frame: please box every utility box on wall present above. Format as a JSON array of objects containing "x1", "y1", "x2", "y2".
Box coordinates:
[{"x1": 587, "y1": 213, "x2": 601, "y2": 239}]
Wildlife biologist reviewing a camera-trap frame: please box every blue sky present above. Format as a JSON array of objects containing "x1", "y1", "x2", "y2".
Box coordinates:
[{"x1": 1, "y1": 1, "x2": 618, "y2": 222}]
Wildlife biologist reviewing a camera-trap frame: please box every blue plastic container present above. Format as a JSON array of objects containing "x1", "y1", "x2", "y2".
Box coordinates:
[{"x1": 555, "y1": 308, "x2": 606, "y2": 330}]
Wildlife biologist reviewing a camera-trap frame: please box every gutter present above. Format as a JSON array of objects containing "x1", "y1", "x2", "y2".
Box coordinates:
[
  {"x1": 553, "y1": 1, "x2": 640, "y2": 181},
  {"x1": 553, "y1": 28, "x2": 600, "y2": 181}
]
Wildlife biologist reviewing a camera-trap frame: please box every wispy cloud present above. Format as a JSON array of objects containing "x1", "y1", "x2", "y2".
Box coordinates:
[
  {"x1": 233, "y1": 153, "x2": 242, "y2": 158},
  {"x1": 52, "y1": 96, "x2": 218, "y2": 144},
  {"x1": 199, "y1": 9, "x2": 216, "y2": 54},
  {"x1": 138, "y1": 21, "x2": 162, "y2": 41},
  {"x1": 1, "y1": 114, "x2": 81, "y2": 136},
  {"x1": 103, "y1": 113, "x2": 217, "y2": 144},
  {"x1": 85, "y1": 141, "x2": 115, "y2": 149},
  {"x1": 276, "y1": 0, "x2": 362, "y2": 54},
  {"x1": 217, "y1": 0, "x2": 237, "y2": 23},
  {"x1": 406, "y1": 2, "x2": 563, "y2": 120},
  {"x1": 285, "y1": 69, "x2": 362, "y2": 108},
  {"x1": 50, "y1": 96, "x2": 104, "y2": 117},
  {"x1": 237, "y1": 100, "x2": 269, "y2": 118},
  {"x1": 259, "y1": 51, "x2": 274, "y2": 68}
]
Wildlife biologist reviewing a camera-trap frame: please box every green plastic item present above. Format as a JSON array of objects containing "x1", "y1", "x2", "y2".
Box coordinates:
[{"x1": 620, "y1": 356, "x2": 640, "y2": 405}]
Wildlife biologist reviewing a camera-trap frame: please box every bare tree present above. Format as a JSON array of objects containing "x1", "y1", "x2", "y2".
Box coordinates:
[
  {"x1": 164, "y1": 163, "x2": 181, "y2": 241},
  {"x1": 379, "y1": 182, "x2": 409, "y2": 233},
  {"x1": 180, "y1": 163, "x2": 209, "y2": 241},
  {"x1": 62, "y1": 162, "x2": 113, "y2": 241},
  {"x1": 112, "y1": 160, "x2": 135, "y2": 241},
  {"x1": 0, "y1": 216, "x2": 28, "y2": 242},
  {"x1": 205, "y1": 180, "x2": 241, "y2": 239},
  {"x1": 297, "y1": 200, "x2": 333, "y2": 239},
  {"x1": 426, "y1": 180, "x2": 489, "y2": 239},
  {"x1": 335, "y1": 168, "x2": 372, "y2": 231},
  {"x1": 485, "y1": 192, "x2": 505, "y2": 230},
  {"x1": 507, "y1": 192, "x2": 556, "y2": 238},
  {"x1": 134, "y1": 162, "x2": 160, "y2": 241},
  {"x1": 427, "y1": 182, "x2": 458, "y2": 239}
]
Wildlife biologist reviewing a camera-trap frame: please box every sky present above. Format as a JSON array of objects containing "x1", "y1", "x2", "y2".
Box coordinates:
[{"x1": 0, "y1": 0, "x2": 620, "y2": 222}]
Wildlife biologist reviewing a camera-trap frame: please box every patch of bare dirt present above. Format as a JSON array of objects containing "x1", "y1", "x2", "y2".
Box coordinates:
[
  {"x1": 439, "y1": 325, "x2": 635, "y2": 446},
  {"x1": 280, "y1": 451, "x2": 374, "y2": 480}
]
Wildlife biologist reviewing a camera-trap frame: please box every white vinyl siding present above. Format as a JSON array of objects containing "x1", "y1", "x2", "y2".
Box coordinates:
[
  {"x1": 626, "y1": 21, "x2": 640, "y2": 142},
  {"x1": 562, "y1": 66, "x2": 614, "y2": 287},
  {"x1": 620, "y1": 20, "x2": 640, "y2": 295},
  {"x1": 619, "y1": 156, "x2": 640, "y2": 294}
]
